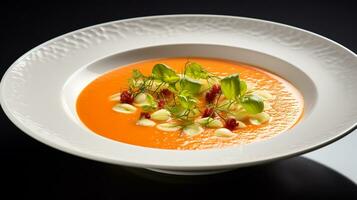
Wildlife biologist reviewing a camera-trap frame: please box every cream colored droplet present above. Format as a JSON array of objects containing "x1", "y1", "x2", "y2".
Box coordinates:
[
  {"x1": 109, "y1": 93, "x2": 121, "y2": 101},
  {"x1": 134, "y1": 93, "x2": 147, "y2": 104},
  {"x1": 264, "y1": 101, "x2": 272, "y2": 109},
  {"x1": 196, "y1": 117, "x2": 223, "y2": 128},
  {"x1": 183, "y1": 124, "x2": 204, "y2": 136},
  {"x1": 249, "y1": 112, "x2": 271, "y2": 125},
  {"x1": 237, "y1": 120, "x2": 247, "y2": 128},
  {"x1": 156, "y1": 123, "x2": 181, "y2": 132},
  {"x1": 246, "y1": 82, "x2": 256, "y2": 92},
  {"x1": 254, "y1": 90, "x2": 274, "y2": 100},
  {"x1": 136, "y1": 118, "x2": 156, "y2": 127},
  {"x1": 151, "y1": 109, "x2": 171, "y2": 121},
  {"x1": 195, "y1": 117, "x2": 210, "y2": 125},
  {"x1": 215, "y1": 128, "x2": 236, "y2": 137},
  {"x1": 112, "y1": 103, "x2": 137, "y2": 114},
  {"x1": 249, "y1": 118, "x2": 261, "y2": 125},
  {"x1": 234, "y1": 111, "x2": 250, "y2": 121}
]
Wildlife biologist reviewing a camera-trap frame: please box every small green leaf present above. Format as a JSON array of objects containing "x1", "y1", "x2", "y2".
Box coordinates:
[
  {"x1": 240, "y1": 80, "x2": 247, "y2": 96},
  {"x1": 178, "y1": 90, "x2": 197, "y2": 109},
  {"x1": 132, "y1": 69, "x2": 144, "y2": 79},
  {"x1": 168, "y1": 83, "x2": 178, "y2": 92},
  {"x1": 180, "y1": 77, "x2": 202, "y2": 95},
  {"x1": 220, "y1": 74, "x2": 241, "y2": 99},
  {"x1": 240, "y1": 95, "x2": 264, "y2": 114},
  {"x1": 178, "y1": 96, "x2": 197, "y2": 109},
  {"x1": 166, "y1": 105, "x2": 184, "y2": 117},
  {"x1": 146, "y1": 94, "x2": 157, "y2": 107},
  {"x1": 152, "y1": 64, "x2": 180, "y2": 84},
  {"x1": 184, "y1": 62, "x2": 208, "y2": 79}
]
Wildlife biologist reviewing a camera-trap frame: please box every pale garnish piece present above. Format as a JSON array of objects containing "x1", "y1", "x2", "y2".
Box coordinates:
[
  {"x1": 246, "y1": 82, "x2": 256, "y2": 92},
  {"x1": 136, "y1": 118, "x2": 156, "y2": 127},
  {"x1": 109, "y1": 93, "x2": 121, "y2": 101},
  {"x1": 264, "y1": 101, "x2": 272, "y2": 109},
  {"x1": 156, "y1": 123, "x2": 182, "y2": 132},
  {"x1": 134, "y1": 93, "x2": 147, "y2": 103},
  {"x1": 195, "y1": 117, "x2": 223, "y2": 128},
  {"x1": 249, "y1": 112, "x2": 271, "y2": 125},
  {"x1": 112, "y1": 103, "x2": 137, "y2": 114},
  {"x1": 233, "y1": 111, "x2": 250, "y2": 121},
  {"x1": 215, "y1": 128, "x2": 236, "y2": 138},
  {"x1": 253, "y1": 90, "x2": 274, "y2": 100},
  {"x1": 133, "y1": 93, "x2": 147, "y2": 105},
  {"x1": 183, "y1": 123, "x2": 204, "y2": 136},
  {"x1": 249, "y1": 118, "x2": 261, "y2": 125},
  {"x1": 151, "y1": 109, "x2": 171, "y2": 121},
  {"x1": 237, "y1": 120, "x2": 247, "y2": 128},
  {"x1": 133, "y1": 93, "x2": 157, "y2": 109}
]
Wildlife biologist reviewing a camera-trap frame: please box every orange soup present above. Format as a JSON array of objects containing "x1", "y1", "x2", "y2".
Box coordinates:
[{"x1": 77, "y1": 58, "x2": 304, "y2": 150}]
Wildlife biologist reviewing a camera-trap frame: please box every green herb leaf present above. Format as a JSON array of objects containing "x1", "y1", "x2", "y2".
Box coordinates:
[
  {"x1": 220, "y1": 74, "x2": 241, "y2": 99},
  {"x1": 152, "y1": 64, "x2": 180, "y2": 84},
  {"x1": 180, "y1": 77, "x2": 202, "y2": 95},
  {"x1": 166, "y1": 105, "x2": 185, "y2": 117},
  {"x1": 168, "y1": 83, "x2": 178, "y2": 92},
  {"x1": 240, "y1": 80, "x2": 247, "y2": 96},
  {"x1": 240, "y1": 95, "x2": 264, "y2": 114},
  {"x1": 178, "y1": 90, "x2": 197, "y2": 109},
  {"x1": 146, "y1": 94, "x2": 157, "y2": 106},
  {"x1": 184, "y1": 62, "x2": 208, "y2": 79},
  {"x1": 132, "y1": 69, "x2": 144, "y2": 79}
]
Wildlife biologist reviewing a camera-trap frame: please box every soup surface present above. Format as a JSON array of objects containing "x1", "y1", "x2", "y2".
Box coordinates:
[{"x1": 77, "y1": 58, "x2": 303, "y2": 150}]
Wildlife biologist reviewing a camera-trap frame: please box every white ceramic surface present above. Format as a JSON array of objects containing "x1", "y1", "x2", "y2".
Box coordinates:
[{"x1": 1, "y1": 15, "x2": 356, "y2": 174}]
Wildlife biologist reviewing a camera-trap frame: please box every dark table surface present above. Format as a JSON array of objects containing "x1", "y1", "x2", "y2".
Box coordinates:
[{"x1": 1, "y1": 1, "x2": 356, "y2": 199}]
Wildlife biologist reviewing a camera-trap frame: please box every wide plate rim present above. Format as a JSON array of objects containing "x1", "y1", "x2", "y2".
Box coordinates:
[{"x1": 1, "y1": 14, "x2": 356, "y2": 170}]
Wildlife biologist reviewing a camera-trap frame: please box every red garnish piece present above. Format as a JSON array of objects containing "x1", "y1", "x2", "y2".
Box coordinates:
[
  {"x1": 120, "y1": 91, "x2": 134, "y2": 104},
  {"x1": 140, "y1": 112, "x2": 151, "y2": 119},
  {"x1": 161, "y1": 89, "x2": 172, "y2": 97},
  {"x1": 205, "y1": 91, "x2": 216, "y2": 103},
  {"x1": 158, "y1": 99, "x2": 165, "y2": 109},
  {"x1": 202, "y1": 107, "x2": 215, "y2": 118},
  {"x1": 211, "y1": 84, "x2": 221, "y2": 95},
  {"x1": 225, "y1": 118, "x2": 238, "y2": 131},
  {"x1": 205, "y1": 84, "x2": 221, "y2": 103}
]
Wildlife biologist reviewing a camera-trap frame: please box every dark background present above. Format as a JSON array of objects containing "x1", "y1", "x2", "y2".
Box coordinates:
[{"x1": 1, "y1": 1, "x2": 356, "y2": 199}]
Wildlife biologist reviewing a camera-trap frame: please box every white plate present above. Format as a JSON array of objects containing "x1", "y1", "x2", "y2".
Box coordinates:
[{"x1": 1, "y1": 15, "x2": 356, "y2": 175}]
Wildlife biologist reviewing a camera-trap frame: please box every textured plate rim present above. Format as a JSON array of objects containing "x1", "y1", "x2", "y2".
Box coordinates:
[{"x1": 1, "y1": 14, "x2": 356, "y2": 170}]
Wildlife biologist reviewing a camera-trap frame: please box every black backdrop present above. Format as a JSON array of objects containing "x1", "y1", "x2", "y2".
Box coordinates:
[{"x1": 1, "y1": 1, "x2": 356, "y2": 199}]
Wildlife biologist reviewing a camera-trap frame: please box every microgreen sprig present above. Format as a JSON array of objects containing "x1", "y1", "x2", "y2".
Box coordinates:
[{"x1": 121, "y1": 60, "x2": 267, "y2": 132}]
